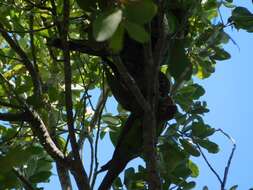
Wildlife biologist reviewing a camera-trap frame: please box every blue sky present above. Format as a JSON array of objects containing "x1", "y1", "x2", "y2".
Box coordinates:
[
  {"x1": 43, "y1": 1, "x2": 253, "y2": 189},
  {"x1": 193, "y1": 1, "x2": 253, "y2": 189}
]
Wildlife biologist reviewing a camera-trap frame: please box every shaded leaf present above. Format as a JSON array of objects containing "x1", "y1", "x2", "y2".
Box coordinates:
[
  {"x1": 192, "y1": 122, "x2": 215, "y2": 139},
  {"x1": 168, "y1": 40, "x2": 192, "y2": 81},
  {"x1": 229, "y1": 185, "x2": 238, "y2": 190},
  {"x1": 211, "y1": 47, "x2": 231, "y2": 60},
  {"x1": 230, "y1": 7, "x2": 253, "y2": 32},
  {"x1": 182, "y1": 181, "x2": 196, "y2": 189},
  {"x1": 195, "y1": 139, "x2": 219, "y2": 154},
  {"x1": 109, "y1": 24, "x2": 125, "y2": 52},
  {"x1": 124, "y1": 0, "x2": 157, "y2": 24},
  {"x1": 124, "y1": 21, "x2": 149, "y2": 43},
  {"x1": 180, "y1": 139, "x2": 200, "y2": 157},
  {"x1": 76, "y1": 0, "x2": 97, "y2": 11},
  {"x1": 29, "y1": 171, "x2": 51, "y2": 183}
]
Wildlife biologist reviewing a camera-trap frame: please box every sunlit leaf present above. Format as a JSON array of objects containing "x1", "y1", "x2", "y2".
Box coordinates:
[{"x1": 93, "y1": 9, "x2": 123, "y2": 41}]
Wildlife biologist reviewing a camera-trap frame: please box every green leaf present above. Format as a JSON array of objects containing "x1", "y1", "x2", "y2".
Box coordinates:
[
  {"x1": 124, "y1": 0, "x2": 157, "y2": 24},
  {"x1": 211, "y1": 47, "x2": 231, "y2": 60},
  {"x1": 112, "y1": 177, "x2": 123, "y2": 189},
  {"x1": 0, "y1": 172, "x2": 20, "y2": 189},
  {"x1": 188, "y1": 160, "x2": 199, "y2": 177},
  {"x1": 0, "y1": 146, "x2": 33, "y2": 173},
  {"x1": 26, "y1": 146, "x2": 44, "y2": 155},
  {"x1": 35, "y1": 159, "x2": 53, "y2": 173},
  {"x1": 29, "y1": 171, "x2": 52, "y2": 183},
  {"x1": 192, "y1": 84, "x2": 205, "y2": 99},
  {"x1": 172, "y1": 164, "x2": 192, "y2": 179},
  {"x1": 179, "y1": 84, "x2": 205, "y2": 100},
  {"x1": 166, "y1": 12, "x2": 178, "y2": 34},
  {"x1": 182, "y1": 181, "x2": 196, "y2": 190},
  {"x1": 191, "y1": 122, "x2": 215, "y2": 139},
  {"x1": 229, "y1": 185, "x2": 238, "y2": 190},
  {"x1": 196, "y1": 60, "x2": 215, "y2": 79},
  {"x1": 124, "y1": 167, "x2": 135, "y2": 187},
  {"x1": 223, "y1": 2, "x2": 235, "y2": 8},
  {"x1": 76, "y1": 0, "x2": 97, "y2": 11},
  {"x1": 93, "y1": 9, "x2": 123, "y2": 42},
  {"x1": 102, "y1": 114, "x2": 121, "y2": 125},
  {"x1": 230, "y1": 7, "x2": 253, "y2": 32},
  {"x1": 180, "y1": 139, "x2": 200, "y2": 157},
  {"x1": 195, "y1": 139, "x2": 219, "y2": 154},
  {"x1": 168, "y1": 40, "x2": 192, "y2": 81},
  {"x1": 109, "y1": 24, "x2": 125, "y2": 52},
  {"x1": 124, "y1": 21, "x2": 150, "y2": 43},
  {"x1": 56, "y1": 136, "x2": 66, "y2": 151},
  {"x1": 109, "y1": 129, "x2": 120, "y2": 147},
  {"x1": 203, "y1": 186, "x2": 209, "y2": 190},
  {"x1": 159, "y1": 142, "x2": 187, "y2": 174}
]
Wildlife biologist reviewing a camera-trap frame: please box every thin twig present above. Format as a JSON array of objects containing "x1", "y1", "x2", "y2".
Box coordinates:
[
  {"x1": 88, "y1": 136, "x2": 94, "y2": 182},
  {"x1": 2, "y1": 24, "x2": 55, "y2": 34},
  {"x1": 29, "y1": 12, "x2": 39, "y2": 78},
  {"x1": 195, "y1": 128, "x2": 236, "y2": 190},
  {"x1": 0, "y1": 125, "x2": 23, "y2": 146},
  {"x1": 216, "y1": 129, "x2": 236, "y2": 190},
  {"x1": 91, "y1": 112, "x2": 102, "y2": 190},
  {"x1": 61, "y1": 0, "x2": 90, "y2": 189},
  {"x1": 91, "y1": 73, "x2": 108, "y2": 189},
  {"x1": 196, "y1": 144, "x2": 223, "y2": 184}
]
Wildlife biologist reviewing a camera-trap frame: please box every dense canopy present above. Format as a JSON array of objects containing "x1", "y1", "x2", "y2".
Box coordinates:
[{"x1": 0, "y1": 0, "x2": 252, "y2": 190}]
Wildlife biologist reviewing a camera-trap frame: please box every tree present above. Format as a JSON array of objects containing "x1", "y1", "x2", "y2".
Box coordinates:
[{"x1": 0, "y1": 0, "x2": 252, "y2": 189}]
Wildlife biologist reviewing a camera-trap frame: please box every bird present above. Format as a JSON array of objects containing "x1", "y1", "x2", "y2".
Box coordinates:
[
  {"x1": 48, "y1": 33, "x2": 177, "y2": 190},
  {"x1": 97, "y1": 96, "x2": 177, "y2": 190}
]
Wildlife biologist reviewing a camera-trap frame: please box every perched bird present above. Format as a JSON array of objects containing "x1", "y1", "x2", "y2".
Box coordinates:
[
  {"x1": 98, "y1": 97, "x2": 177, "y2": 190},
  {"x1": 48, "y1": 32, "x2": 177, "y2": 190}
]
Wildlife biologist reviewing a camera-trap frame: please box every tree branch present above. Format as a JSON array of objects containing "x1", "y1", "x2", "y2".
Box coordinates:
[
  {"x1": 142, "y1": 30, "x2": 162, "y2": 189},
  {"x1": 0, "y1": 111, "x2": 29, "y2": 122},
  {"x1": 78, "y1": 86, "x2": 109, "y2": 148},
  {"x1": 48, "y1": 39, "x2": 110, "y2": 57},
  {"x1": 56, "y1": 162, "x2": 73, "y2": 190},
  {"x1": 0, "y1": 72, "x2": 69, "y2": 168},
  {"x1": 0, "y1": 22, "x2": 42, "y2": 97},
  {"x1": 196, "y1": 144, "x2": 223, "y2": 184},
  {"x1": 60, "y1": 0, "x2": 90, "y2": 189},
  {"x1": 91, "y1": 113, "x2": 102, "y2": 190},
  {"x1": 27, "y1": 108, "x2": 71, "y2": 168}
]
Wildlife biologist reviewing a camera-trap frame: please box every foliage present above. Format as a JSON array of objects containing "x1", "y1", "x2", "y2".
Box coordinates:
[{"x1": 0, "y1": 0, "x2": 252, "y2": 189}]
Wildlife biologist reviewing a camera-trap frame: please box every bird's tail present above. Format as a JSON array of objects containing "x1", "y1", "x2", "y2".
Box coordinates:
[{"x1": 98, "y1": 160, "x2": 128, "y2": 190}]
